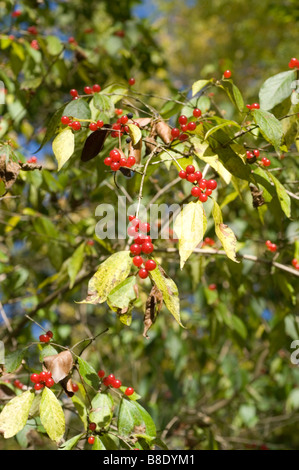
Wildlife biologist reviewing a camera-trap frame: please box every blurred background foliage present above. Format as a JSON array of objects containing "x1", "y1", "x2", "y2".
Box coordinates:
[{"x1": 0, "y1": 0, "x2": 299, "y2": 450}]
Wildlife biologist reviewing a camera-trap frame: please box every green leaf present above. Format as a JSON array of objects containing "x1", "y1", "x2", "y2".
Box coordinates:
[
  {"x1": 39, "y1": 345, "x2": 58, "y2": 362},
  {"x1": 89, "y1": 392, "x2": 114, "y2": 429},
  {"x1": 192, "y1": 79, "x2": 210, "y2": 96},
  {"x1": 149, "y1": 264, "x2": 183, "y2": 327},
  {"x1": 0, "y1": 390, "x2": 35, "y2": 438},
  {"x1": 173, "y1": 200, "x2": 207, "y2": 269},
  {"x1": 268, "y1": 171, "x2": 291, "y2": 218},
  {"x1": 40, "y1": 387, "x2": 65, "y2": 442},
  {"x1": 63, "y1": 98, "x2": 91, "y2": 121},
  {"x1": 252, "y1": 109, "x2": 283, "y2": 152},
  {"x1": 52, "y1": 127, "x2": 75, "y2": 171},
  {"x1": 218, "y1": 81, "x2": 244, "y2": 112},
  {"x1": 46, "y1": 36, "x2": 64, "y2": 56},
  {"x1": 71, "y1": 395, "x2": 88, "y2": 430},
  {"x1": 204, "y1": 120, "x2": 241, "y2": 140},
  {"x1": 59, "y1": 433, "x2": 84, "y2": 450},
  {"x1": 117, "y1": 398, "x2": 156, "y2": 438},
  {"x1": 67, "y1": 242, "x2": 85, "y2": 288},
  {"x1": 93, "y1": 94, "x2": 114, "y2": 117},
  {"x1": 37, "y1": 106, "x2": 64, "y2": 150},
  {"x1": 259, "y1": 70, "x2": 297, "y2": 111},
  {"x1": 80, "y1": 251, "x2": 133, "y2": 304},
  {"x1": 92, "y1": 435, "x2": 106, "y2": 450},
  {"x1": 4, "y1": 349, "x2": 25, "y2": 373},
  {"x1": 212, "y1": 199, "x2": 239, "y2": 263},
  {"x1": 127, "y1": 123, "x2": 142, "y2": 145},
  {"x1": 107, "y1": 276, "x2": 137, "y2": 309},
  {"x1": 77, "y1": 357, "x2": 99, "y2": 389}
]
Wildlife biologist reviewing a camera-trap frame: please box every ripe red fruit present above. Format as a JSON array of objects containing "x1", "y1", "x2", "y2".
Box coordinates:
[
  {"x1": 206, "y1": 179, "x2": 217, "y2": 190},
  {"x1": 110, "y1": 162, "x2": 121, "y2": 171},
  {"x1": 92, "y1": 84, "x2": 101, "y2": 92},
  {"x1": 97, "y1": 120, "x2": 104, "y2": 128},
  {"x1": 45, "y1": 377, "x2": 55, "y2": 388},
  {"x1": 141, "y1": 242, "x2": 154, "y2": 254},
  {"x1": 39, "y1": 334, "x2": 50, "y2": 343},
  {"x1": 103, "y1": 377, "x2": 111, "y2": 386},
  {"x1": 292, "y1": 259, "x2": 299, "y2": 270},
  {"x1": 109, "y1": 149, "x2": 120, "y2": 161},
  {"x1": 133, "y1": 256, "x2": 144, "y2": 267},
  {"x1": 199, "y1": 193, "x2": 208, "y2": 203},
  {"x1": 120, "y1": 115, "x2": 129, "y2": 124},
  {"x1": 187, "y1": 173, "x2": 197, "y2": 183},
  {"x1": 46, "y1": 331, "x2": 53, "y2": 338},
  {"x1": 144, "y1": 260, "x2": 157, "y2": 271},
  {"x1": 30, "y1": 40, "x2": 39, "y2": 50},
  {"x1": 12, "y1": 10, "x2": 22, "y2": 17},
  {"x1": 98, "y1": 370, "x2": 105, "y2": 378},
  {"x1": 113, "y1": 379, "x2": 122, "y2": 388},
  {"x1": 30, "y1": 373, "x2": 40, "y2": 383},
  {"x1": 127, "y1": 156, "x2": 136, "y2": 167},
  {"x1": 193, "y1": 108, "x2": 202, "y2": 118},
  {"x1": 171, "y1": 128, "x2": 180, "y2": 138},
  {"x1": 289, "y1": 57, "x2": 299, "y2": 68},
  {"x1": 138, "y1": 268, "x2": 149, "y2": 279},
  {"x1": 89, "y1": 122, "x2": 97, "y2": 131},
  {"x1": 208, "y1": 283, "x2": 217, "y2": 290},
  {"x1": 34, "y1": 383, "x2": 44, "y2": 391},
  {"x1": 179, "y1": 133, "x2": 189, "y2": 141},
  {"x1": 194, "y1": 171, "x2": 202, "y2": 181},
  {"x1": 104, "y1": 157, "x2": 112, "y2": 166},
  {"x1": 128, "y1": 77, "x2": 136, "y2": 86},
  {"x1": 125, "y1": 387, "x2": 135, "y2": 396},
  {"x1": 89, "y1": 422, "x2": 97, "y2": 431},
  {"x1": 205, "y1": 188, "x2": 212, "y2": 196},
  {"x1": 186, "y1": 165, "x2": 195, "y2": 174},
  {"x1": 178, "y1": 115, "x2": 187, "y2": 125},
  {"x1": 139, "y1": 222, "x2": 151, "y2": 234},
  {"x1": 61, "y1": 116, "x2": 70, "y2": 125},
  {"x1": 44, "y1": 371, "x2": 52, "y2": 379},
  {"x1": 199, "y1": 179, "x2": 207, "y2": 190},
  {"x1": 191, "y1": 186, "x2": 201, "y2": 197},
  {"x1": 261, "y1": 157, "x2": 271, "y2": 167},
  {"x1": 128, "y1": 215, "x2": 136, "y2": 222},
  {"x1": 253, "y1": 149, "x2": 260, "y2": 157},
  {"x1": 72, "y1": 382, "x2": 79, "y2": 392},
  {"x1": 88, "y1": 436, "x2": 95, "y2": 445},
  {"x1": 39, "y1": 371, "x2": 47, "y2": 382},
  {"x1": 251, "y1": 103, "x2": 260, "y2": 109},
  {"x1": 128, "y1": 226, "x2": 138, "y2": 237},
  {"x1": 179, "y1": 170, "x2": 187, "y2": 179},
  {"x1": 119, "y1": 157, "x2": 127, "y2": 167},
  {"x1": 71, "y1": 121, "x2": 81, "y2": 131},
  {"x1": 84, "y1": 86, "x2": 92, "y2": 95},
  {"x1": 130, "y1": 244, "x2": 142, "y2": 255},
  {"x1": 187, "y1": 121, "x2": 196, "y2": 131},
  {"x1": 223, "y1": 70, "x2": 232, "y2": 79},
  {"x1": 70, "y1": 89, "x2": 78, "y2": 97}
]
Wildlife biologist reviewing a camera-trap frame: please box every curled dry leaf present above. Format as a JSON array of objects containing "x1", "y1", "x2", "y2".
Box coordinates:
[
  {"x1": 155, "y1": 120, "x2": 172, "y2": 145},
  {"x1": 250, "y1": 185, "x2": 265, "y2": 208},
  {"x1": 43, "y1": 350, "x2": 73, "y2": 384},
  {"x1": 128, "y1": 139, "x2": 142, "y2": 165},
  {"x1": 0, "y1": 156, "x2": 20, "y2": 192},
  {"x1": 143, "y1": 285, "x2": 163, "y2": 338},
  {"x1": 132, "y1": 118, "x2": 151, "y2": 128}
]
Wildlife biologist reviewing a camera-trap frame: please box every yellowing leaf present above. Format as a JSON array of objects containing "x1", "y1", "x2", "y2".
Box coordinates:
[
  {"x1": 192, "y1": 79, "x2": 210, "y2": 97},
  {"x1": 174, "y1": 201, "x2": 207, "y2": 269},
  {"x1": 0, "y1": 390, "x2": 35, "y2": 438},
  {"x1": 5, "y1": 215, "x2": 21, "y2": 233},
  {"x1": 128, "y1": 123, "x2": 142, "y2": 145},
  {"x1": 40, "y1": 387, "x2": 65, "y2": 442},
  {"x1": 52, "y1": 127, "x2": 75, "y2": 171},
  {"x1": 212, "y1": 199, "x2": 239, "y2": 263},
  {"x1": 67, "y1": 242, "x2": 85, "y2": 288}
]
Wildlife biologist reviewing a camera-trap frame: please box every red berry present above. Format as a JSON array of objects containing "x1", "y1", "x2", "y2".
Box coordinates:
[
  {"x1": 113, "y1": 379, "x2": 122, "y2": 388},
  {"x1": 89, "y1": 122, "x2": 97, "y2": 131},
  {"x1": 186, "y1": 165, "x2": 195, "y2": 174},
  {"x1": 144, "y1": 260, "x2": 157, "y2": 271},
  {"x1": 97, "y1": 120, "x2": 104, "y2": 128},
  {"x1": 138, "y1": 268, "x2": 148, "y2": 279},
  {"x1": 130, "y1": 244, "x2": 142, "y2": 255},
  {"x1": 139, "y1": 222, "x2": 150, "y2": 234},
  {"x1": 70, "y1": 89, "x2": 78, "y2": 97},
  {"x1": 179, "y1": 170, "x2": 187, "y2": 179},
  {"x1": 191, "y1": 186, "x2": 201, "y2": 197},
  {"x1": 120, "y1": 115, "x2": 128, "y2": 124},
  {"x1": 261, "y1": 157, "x2": 271, "y2": 167},
  {"x1": 44, "y1": 371, "x2": 52, "y2": 379},
  {"x1": 206, "y1": 179, "x2": 217, "y2": 190},
  {"x1": 103, "y1": 377, "x2": 111, "y2": 386},
  {"x1": 178, "y1": 115, "x2": 187, "y2": 125},
  {"x1": 128, "y1": 77, "x2": 136, "y2": 86},
  {"x1": 128, "y1": 215, "x2": 136, "y2": 222},
  {"x1": 84, "y1": 86, "x2": 92, "y2": 95},
  {"x1": 109, "y1": 149, "x2": 121, "y2": 161},
  {"x1": 127, "y1": 156, "x2": 136, "y2": 167},
  {"x1": 194, "y1": 171, "x2": 202, "y2": 181},
  {"x1": 251, "y1": 103, "x2": 260, "y2": 109},
  {"x1": 111, "y1": 162, "x2": 121, "y2": 171},
  {"x1": 88, "y1": 436, "x2": 95, "y2": 445},
  {"x1": 171, "y1": 128, "x2": 180, "y2": 138},
  {"x1": 30, "y1": 373, "x2": 40, "y2": 383},
  {"x1": 128, "y1": 226, "x2": 138, "y2": 237},
  {"x1": 180, "y1": 124, "x2": 188, "y2": 132},
  {"x1": 134, "y1": 233, "x2": 146, "y2": 244},
  {"x1": 199, "y1": 193, "x2": 208, "y2": 203},
  {"x1": 289, "y1": 58, "x2": 299, "y2": 68},
  {"x1": 71, "y1": 121, "x2": 81, "y2": 131},
  {"x1": 89, "y1": 422, "x2": 97, "y2": 431},
  {"x1": 133, "y1": 256, "x2": 144, "y2": 267},
  {"x1": 125, "y1": 387, "x2": 135, "y2": 396},
  {"x1": 98, "y1": 370, "x2": 105, "y2": 378},
  {"x1": 187, "y1": 173, "x2": 197, "y2": 183},
  {"x1": 179, "y1": 133, "x2": 189, "y2": 141},
  {"x1": 193, "y1": 108, "x2": 202, "y2": 118},
  {"x1": 72, "y1": 382, "x2": 79, "y2": 392},
  {"x1": 187, "y1": 121, "x2": 196, "y2": 131},
  {"x1": 141, "y1": 242, "x2": 154, "y2": 254},
  {"x1": 223, "y1": 70, "x2": 232, "y2": 79},
  {"x1": 199, "y1": 179, "x2": 207, "y2": 190},
  {"x1": 246, "y1": 104, "x2": 252, "y2": 110},
  {"x1": 39, "y1": 334, "x2": 50, "y2": 343},
  {"x1": 45, "y1": 377, "x2": 55, "y2": 388},
  {"x1": 61, "y1": 116, "x2": 70, "y2": 125},
  {"x1": 34, "y1": 383, "x2": 44, "y2": 391},
  {"x1": 92, "y1": 84, "x2": 101, "y2": 93},
  {"x1": 12, "y1": 10, "x2": 22, "y2": 17},
  {"x1": 31, "y1": 156, "x2": 37, "y2": 163},
  {"x1": 246, "y1": 151, "x2": 254, "y2": 159},
  {"x1": 104, "y1": 157, "x2": 112, "y2": 166},
  {"x1": 253, "y1": 149, "x2": 260, "y2": 157},
  {"x1": 208, "y1": 283, "x2": 217, "y2": 290},
  {"x1": 46, "y1": 330, "x2": 53, "y2": 338},
  {"x1": 205, "y1": 188, "x2": 212, "y2": 196},
  {"x1": 39, "y1": 371, "x2": 47, "y2": 382}
]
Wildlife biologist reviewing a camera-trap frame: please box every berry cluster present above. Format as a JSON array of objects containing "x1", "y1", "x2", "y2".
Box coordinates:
[
  {"x1": 292, "y1": 258, "x2": 299, "y2": 270},
  {"x1": 104, "y1": 149, "x2": 136, "y2": 171},
  {"x1": 30, "y1": 370, "x2": 55, "y2": 390},
  {"x1": 14, "y1": 379, "x2": 25, "y2": 390},
  {"x1": 39, "y1": 330, "x2": 53, "y2": 343},
  {"x1": 202, "y1": 237, "x2": 216, "y2": 247},
  {"x1": 68, "y1": 84, "x2": 102, "y2": 100},
  {"x1": 127, "y1": 216, "x2": 156, "y2": 279},
  {"x1": 171, "y1": 112, "x2": 201, "y2": 142},
  {"x1": 265, "y1": 240, "x2": 277, "y2": 252},
  {"x1": 246, "y1": 103, "x2": 260, "y2": 110},
  {"x1": 246, "y1": 149, "x2": 271, "y2": 167},
  {"x1": 289, "y1": 57, "x2": 299, "y2": 69},
  {"x1": 98, "y1": 370, "x2": 134, "y2": 395},
  {"x1": 27, "y1": 156, "x2": 37, "y2": 164},
  {"x1": 178, "y1": 165, "x2": 217, "y2": 203}
]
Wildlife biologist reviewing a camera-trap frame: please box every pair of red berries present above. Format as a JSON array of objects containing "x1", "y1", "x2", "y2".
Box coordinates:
[
  {"x1": 246, "y1": 149, "x2": 271, "y2": 167},
  {"x1": 104, "y1": 149, "x2": 136, "y2": 171},
  {"x1": 14, "y1": 379, "x2": 25, "y2": 390},
  {"x1": 246, "y1": 103, "x2": 260, "y2": 110},
  {"x1": 128, "y1": 216, "x2": 155, "y2": 279},
  {"x1": 265, "y1": 240, "x2": 277, "y2": 252},
  {"x1": 292, "y1": 258, "x2": 299, "y2": 270},
  {"x1": 202, "y1": 237, "x2": 216, "y2": 247},
  {"x1": 179, "y1": 165, "x2": 217, "y2": 203},
  {"x1": 30, "y1": 370, "x2": 55, "y2": 390},
  {"x1": 39, "y1": 330, "x2": 53, "y2": 343},
  {"x1": 27, "y1": 156, "x2": 37, "y2": 164}
]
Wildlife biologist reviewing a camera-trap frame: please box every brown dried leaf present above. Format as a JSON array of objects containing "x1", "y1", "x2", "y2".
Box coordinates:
[
  {"x1": 250, "y1": 185, "x2": 265, "y2": 208},
  {"x1": 43, "y1": 350, "x2": 73, "y2": 383},
  {"x1": 81, "y1": 127, "x2": 111, "y2": 162},
  {"x1": 143, "y1": 285, "x2": 163, "y2": 338},
  {"x1": 128, "y1": 139, "x2": 142, "y2": 164},
  {"x1": 132, "y1": 118, "x2": 151, "y2": 128},
  {"x1": 155, "y1": 120, "x2": 172, "y2": 145},
  {"x1": 0, "y1": 156, "x2": 20, "y2": 191}
]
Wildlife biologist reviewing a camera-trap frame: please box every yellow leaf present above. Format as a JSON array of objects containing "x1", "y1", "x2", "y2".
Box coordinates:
[
  {"x1": 212, "y1": 200, "x2": 239, "y2": 263},
  {"x1": 127, "y1": 123, "x2": 142, "y2": 145},
  {"x1": 52, "y1": 127, "x2": 75, "y2": 171}
]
